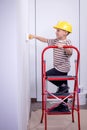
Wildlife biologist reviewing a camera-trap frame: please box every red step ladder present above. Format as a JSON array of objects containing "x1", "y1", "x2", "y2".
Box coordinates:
[{"x1": 40, "y1": 45, "x2": 80, "y2": 130}]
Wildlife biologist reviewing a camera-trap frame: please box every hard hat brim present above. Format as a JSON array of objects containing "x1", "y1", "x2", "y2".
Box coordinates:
[{"x1": 53, "y1": 26, "x2": 72, "y2": 33}]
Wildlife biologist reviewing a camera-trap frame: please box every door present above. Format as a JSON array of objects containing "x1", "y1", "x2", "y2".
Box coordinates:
[{"x1": 35, "y1": 0, "x2": 80, "y2": 101}]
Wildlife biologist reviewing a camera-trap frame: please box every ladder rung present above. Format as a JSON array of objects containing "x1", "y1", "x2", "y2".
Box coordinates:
[
  {"x1": 47, "y1": 111, "x2": 71, "y2": 115},
  {"x1": 46, "y1": 75, "x2": 76, "y2": 80},
  {"x1": 47, "y1": 93, "x2": 73, "y2": 99}
]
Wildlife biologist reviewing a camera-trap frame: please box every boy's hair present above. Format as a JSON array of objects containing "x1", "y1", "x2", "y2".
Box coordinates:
[{"x1": 66, "y1": 32, "x2": 70, "y2": 36}]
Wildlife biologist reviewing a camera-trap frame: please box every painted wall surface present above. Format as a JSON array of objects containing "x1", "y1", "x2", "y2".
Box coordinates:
[
  {"x1": 29, "y1": 0, "x2": 87, "y2": 100},
  {"x1": 0, "y1": 0, "x2": 30, "y2": 130},
  {"x1": 36, "y1": 0, "x2": 80, "y2": 101},
  {"x1": 80, "y1": 0, "x2": 87, "y2": 91},
  {"x1": 29, "y1": 0, "x2": 37, "y2": 98},
  {"x1": 0, "y1": 0, "x2": 19, "y2": 130},
  {"x1": 17, "y1": 0, "x2": 30, "y2": 130}
]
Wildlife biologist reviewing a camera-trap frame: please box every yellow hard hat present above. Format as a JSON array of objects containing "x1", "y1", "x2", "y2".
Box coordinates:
[{"x1": 53, "y1": 21, "x2": 72, "y2": 33}]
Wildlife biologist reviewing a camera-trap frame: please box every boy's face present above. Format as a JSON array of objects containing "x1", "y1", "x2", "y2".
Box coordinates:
[{"x1": 56, "y1": 29, "x2": 68, "y2": 40}]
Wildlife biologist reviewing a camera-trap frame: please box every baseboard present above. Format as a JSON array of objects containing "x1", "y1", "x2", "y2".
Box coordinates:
[{"x1": 31, "y1": 98, "x2": 37, "y2": 103}]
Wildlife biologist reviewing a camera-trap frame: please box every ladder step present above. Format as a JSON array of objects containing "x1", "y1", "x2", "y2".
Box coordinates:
[
  {"x1": 47, "y1": 111, "x2": 71, "y2": 115},
  {"x1": 47, "y1": 108, "x2": 71, "y2": 115},
  {"x1": 47, "y1": 103, "x2": 71, "y2": 115},
  {"x1": 47, "y1": 75, "x2": 76, "y2": 80}
]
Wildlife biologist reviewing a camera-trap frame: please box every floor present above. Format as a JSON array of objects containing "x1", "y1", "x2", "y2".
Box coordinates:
[
  {"x1": 31, "y1": 101, "x2": 87, "y2": 112},
  {"x1": 29, "y1": 101, "x2": 87, "y2": 130}
]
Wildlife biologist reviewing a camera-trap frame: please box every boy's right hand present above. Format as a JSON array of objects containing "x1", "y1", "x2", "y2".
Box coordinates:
[
  {"x1": 28, "y1": 34, "x2": 35, "y2": 39},
  {"x1": 28, "y1": 34, "x2": 47, "y2": 43}
]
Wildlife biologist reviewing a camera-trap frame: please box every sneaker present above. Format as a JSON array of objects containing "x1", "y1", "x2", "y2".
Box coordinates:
[
  {"x1": 56, "y1": 86, "x2": 69, "y2": 94},
  {"x1": 49, "y1": 103, "x2": 70, "y2": 112},
  {"x1": 57, "y1": 103, "x2": 70, "y2": 112}
]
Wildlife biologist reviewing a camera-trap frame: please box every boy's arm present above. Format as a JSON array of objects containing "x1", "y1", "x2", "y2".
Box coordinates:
[
  {"x1": 28, "y1": 34, "x2": 48, "y2": 43},
  {"x1": 64, "y1": 48, "x2": 73, "y2": 56},
  {"x1": 55, "y1": 42, "x2": 73, "y2": 56}
]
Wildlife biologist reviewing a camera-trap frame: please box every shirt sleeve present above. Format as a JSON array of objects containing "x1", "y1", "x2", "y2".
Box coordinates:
[
  {"x1": 47, "y1": 39, "x2": 57, "y2": 46},
  {"x1": 66, "y1": 39, "x2": 72, "y2": 45}
]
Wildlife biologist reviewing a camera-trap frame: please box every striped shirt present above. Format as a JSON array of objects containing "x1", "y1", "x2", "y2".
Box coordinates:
[{"x1": 47, "y1": 39, "x2": 72, "y2": 73}]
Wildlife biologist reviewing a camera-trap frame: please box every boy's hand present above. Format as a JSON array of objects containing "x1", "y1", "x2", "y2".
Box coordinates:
[
  {"x1": 28, "y1": 34, "x2": 35, "y2": 39},
  {"x1": 28, "y1": 34, "x2": 47, "y2": 43},
  {"x1": 55, "y1": 43, "x2": 64, "y2": 48}
]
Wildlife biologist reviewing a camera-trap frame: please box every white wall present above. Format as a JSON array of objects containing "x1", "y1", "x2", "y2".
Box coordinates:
[
  {"x1": 80, "y1": 0, "x2": 87, "y2": 91},
  {"x1": 29, "y1": 0, "x2": 80, "y2": 100},
  {"x1": 17, "y1": 0, "x2": 30, "y2": 130},
  {"x1": 36, "y1": 0, "x2": 80, "y2": 101},
  {"x1": 29, "y1": 0, "x2": 87, "y2": 100},
  {"x1": 0, "y1": 0, "x2": 30, "y2": 130},
  {"x1": 0, "y1": 1, "x2": 19, "y2": 130},
  {"x1": 29, "y1": 0, "x2": 37, "y2": 98}
]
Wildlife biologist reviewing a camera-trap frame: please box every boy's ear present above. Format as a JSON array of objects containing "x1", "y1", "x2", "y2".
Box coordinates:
[{"x1": 65, "y1": 31, "x2": 69, "y2": 36}]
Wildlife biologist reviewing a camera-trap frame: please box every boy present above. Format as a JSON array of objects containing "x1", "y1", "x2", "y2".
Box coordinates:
[{"x1": 29, "y1": 21, "x2": 72, "y2": 112}]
